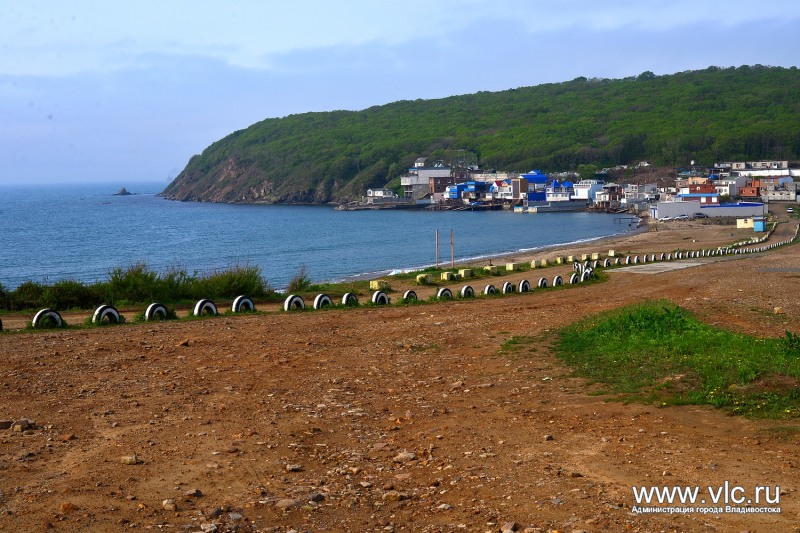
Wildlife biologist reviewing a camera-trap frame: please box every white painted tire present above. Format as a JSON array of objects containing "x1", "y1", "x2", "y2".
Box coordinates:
[
  {"x1": 502, "y1": 282, "x2": 515, "y2": 294},
  {"x1": 92, "y1": 304, "x2": 121, "y2": 324},
  {"x1": 603, "y1": 259, "x2": 611, "y2": 267},
  {"x1": 484, "y1": 284, "x2": 496, "y2": 295},
  {"x1": 581, "y1": 270, "x2": 592, "y2": 282},
  {"x1": 625, "y1": 256, "x2": 632, "y2": 264},
  {"x1": 537, "y1": 277, "x2": 548, "y2": 288},
  {"x1": 460, "y1": 285, "x2": 474, "y2": 298},
  {"x1": 436, "y1": 287, "x2": 453, "y2": 300},
  {"x1": 371, "y1": 291, "x2": 389, "y2": 305},
  {"x1": 313, "y1": 293, "x2": 333, "y2": 310},
  {"x1": 518, "y1": 280, "x2": 531, "y2": 293},
  {"x1": 402, "y1": 290, "x2": 417, "y2": 302},
  {"x1": 342, "y1": 293, "x2": 359, "y2": 306},
  {"x1": 232, "y1": 295, "x2": 255, "y2": 313},
  {"x1": 569, "y1": 273, "x2": 580, "y2": 284},
  {"x1": 32, "y1": 308, "x2": 63, "y2": 328},
  {"x1": 573, "y1": 262, "x2": 582, "y2": 272},
  {"x1": 145, "y1": 303, "x2": 168, "y2": 321},
  {"x1": 553, "y1": 275, "x2": 563, "y2": 286},
  {"x1": 193, "y1": 299, "x2": 218, "y2": 317},
  {"x1": 283, "y1": 294, "x2": 305, "y2": 311}
]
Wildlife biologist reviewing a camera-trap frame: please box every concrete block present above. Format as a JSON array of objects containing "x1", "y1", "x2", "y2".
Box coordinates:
[
  {"x1": 591, "y1": 252, "x2": 600, "y2": 260},
  {"x1": 483, "y1": 265, "x2": 499, "y2": 274},
  {"x1": 458, "y1": 268, "x2": 473, "y2": 278},
  {"x1": 539, "y1": 259, "x2": 548, "y2": 267},
  {"x1": 440, "y1": 272, "x2": 455, "y2": 281},
  {"x1": 415, "y1": 274, "x2": 430, "y2": 284},
  {"x1": 608, "y1": 250, "x2": 616, "y2": 257},
  {"x1": 370, "y1": 280, "x2": 390, "y2": 290},
  {"x1": 506, "y1": 263, "x2": 518, "y2": 271},
  {"x1": 554, "y1": 256, "x2": 565, "y2": 264}
]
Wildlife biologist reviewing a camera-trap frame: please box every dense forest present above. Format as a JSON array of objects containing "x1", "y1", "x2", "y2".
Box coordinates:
[{"x1": 161, "y1": 65, "x2": 800, "y2": 204}]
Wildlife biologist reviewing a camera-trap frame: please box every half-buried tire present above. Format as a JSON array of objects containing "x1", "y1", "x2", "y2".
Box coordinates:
[
  {"x1": 92, "y1": 304, "x2": 121, "y2": 325},
  {"x1": 371, "y1": 291, "x2": 390, "y2": 305},
  {"x1": 436, "y1": 287, "x2": 453, "y2": 300},
  {"x1": 460, "y1": 285, "x2": 474, "y2": 298},
  {"x1": 313, "y1": 293, "x2": 333, "y2": 310},
  {"x1": 402, "y1": 290, "x2": 417, "y2": 303},
  {"x1": 145, "y1": 303, "x2": 169, "y2": 321},
  {"x1": 484, "y1": 284, "x2": 496, "y2": 295},
  {"x1": 193, "y1": 299, "x2": 218, "y2": 317},
  {"x1": 32, "y1": 308, "x2": 63, "y2": 328},
  {"x1": 231, "y1": 295, "x2": 255, "y2": 313},
  {"x1": 283, "y1": 294, "x2": 305, "y2": 311},
  {"x1": 342, "y1": 293, "x2": 359, "y2": 306}
]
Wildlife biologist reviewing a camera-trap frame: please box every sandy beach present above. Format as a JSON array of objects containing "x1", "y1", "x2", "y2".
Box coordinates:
[{"x1": 1, "y1": 204, "x2": 799, "y2": 532}]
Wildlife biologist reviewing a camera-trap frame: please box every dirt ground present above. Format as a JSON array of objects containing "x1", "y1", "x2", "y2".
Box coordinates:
[{"x1": 2, "y1": 207, "x2": 800, "y2": 532}]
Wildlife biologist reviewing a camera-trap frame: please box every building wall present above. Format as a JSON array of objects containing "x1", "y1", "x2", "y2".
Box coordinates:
[{"x1": 652, "y1": 201, "x2": 767, "y2": 219}]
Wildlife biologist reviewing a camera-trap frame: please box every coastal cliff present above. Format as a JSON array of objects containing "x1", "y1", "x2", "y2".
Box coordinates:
[{"x1": 160, "y1": 66, "x2": 800, "y2": 204}]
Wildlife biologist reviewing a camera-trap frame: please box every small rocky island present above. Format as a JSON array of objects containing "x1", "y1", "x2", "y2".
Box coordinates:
[{"x1": 113, "y1": 187, "x2": 133, "y2": 196}]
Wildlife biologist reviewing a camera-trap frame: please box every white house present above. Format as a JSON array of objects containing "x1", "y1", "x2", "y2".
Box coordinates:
[{"x1": 572, "y1": 179, "x2": 604, "y2": 204}]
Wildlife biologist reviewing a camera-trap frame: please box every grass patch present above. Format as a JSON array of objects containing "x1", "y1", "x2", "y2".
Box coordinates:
[{"x1": 553, "y1": 301, "x2": 800, "y2": 418}]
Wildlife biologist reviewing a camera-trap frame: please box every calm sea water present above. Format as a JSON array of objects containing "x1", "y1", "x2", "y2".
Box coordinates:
[{"x1": 0, "y1": 182, "x2": 638, "y2": 291}]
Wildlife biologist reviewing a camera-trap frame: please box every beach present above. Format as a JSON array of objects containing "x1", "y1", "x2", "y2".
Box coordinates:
[{"x1": 1, "y1": 205, "x2": 799, "y2": 531}]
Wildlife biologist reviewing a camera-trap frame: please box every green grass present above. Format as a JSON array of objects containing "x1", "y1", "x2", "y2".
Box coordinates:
[{"x1": 551, "y1": 301, "x2": 800, "y2": 418}]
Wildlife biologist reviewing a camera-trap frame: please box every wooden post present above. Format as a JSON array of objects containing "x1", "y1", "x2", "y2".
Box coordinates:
[
  {"x1": 435, "y1": 229, "x2": 439, "y2": 269},
  {"x1": 450, "y1": 228, "x2": 455, "y2": 269}
]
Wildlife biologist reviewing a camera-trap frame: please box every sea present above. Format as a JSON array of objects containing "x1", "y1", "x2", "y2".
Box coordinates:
[{"x1": 0, "y1": 182, "x2": 640, "y2": 291}]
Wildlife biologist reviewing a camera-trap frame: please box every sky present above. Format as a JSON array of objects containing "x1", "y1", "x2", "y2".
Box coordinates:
[{"x1": 1, "y1": 0, "x2": 799, "y2": 186}]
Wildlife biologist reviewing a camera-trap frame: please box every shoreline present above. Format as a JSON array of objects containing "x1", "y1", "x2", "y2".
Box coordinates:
[{"x1": 335, "y1": 221, "x2": 648, "y2": 284}]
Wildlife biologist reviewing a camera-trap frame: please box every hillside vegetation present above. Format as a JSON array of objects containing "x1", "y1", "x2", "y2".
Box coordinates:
[{"x1": 161, "y1": 65, "x2": 800, "y2": 204}]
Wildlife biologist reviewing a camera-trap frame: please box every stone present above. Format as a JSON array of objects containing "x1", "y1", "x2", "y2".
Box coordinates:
[
  {"x1": 59, "y1": 502, "x2": 78, "y2": 514},
  {"x1": 382, "y1": 490, "x2": 409, "y2": 502},
  {"x1": 309, "y1": 492, "x2": 325, "y2": 502},
  {"x1": 162, "y1": 499, "x2": 176, "y2": 511},
  {"x1": 501, "y1": 522, "x2": 519, "y2": 533},
  {"x1": 185, "y1": 488, "x2": 202, "y2": 497},
  {"x1": 59, "y1": 434, "x2": 76, "y2": 441},
  {"x1": 179, "y1": 339, "x2": 190, "y2": 347},
  {"x1": 120, "y1": 454, "x2": 141, "y2": 465},
  {"x1": 393, "y1": 451, "x2": 416, "y2": 463},
  {"x1": 275, "y1": 498, "x2": 300, "y2": 510},
  {"x1": 285, "y1": 463, "x2": 303, "y2": 472},
  {"x1": 228, "y1": 512, "x2": 243, "y2": 520},
  {"x1": 0, "y1": 421, "x2": 13, "y2": 430},
  {"x1": 543, "y1": 434, "x2": 554, "y2": 441},
  {"x1": 437, "y1": 503, "x2": 452, "y2": 510},
  {"x1": 359, "y1": 481, "x2": 373, "y2": 488}
]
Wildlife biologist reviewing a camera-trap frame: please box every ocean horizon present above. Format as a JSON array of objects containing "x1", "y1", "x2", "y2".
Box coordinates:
[{"x1": 0, "y1": 181, "x2": 639, "y2": 291}]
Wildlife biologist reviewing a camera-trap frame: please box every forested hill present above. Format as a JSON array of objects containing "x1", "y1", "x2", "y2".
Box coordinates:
[{"x1": 161, "y1": 65, "x2": 800, "y2": 204}]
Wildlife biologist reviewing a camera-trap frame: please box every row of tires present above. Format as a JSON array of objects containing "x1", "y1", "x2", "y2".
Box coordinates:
[
  {"x1": 6, "y1": 226, "x2": 796, "y2": 331},
  {"x1": 281, "y1": 270, "x2": 593, "y2": 311},
  {"x1": 17, "y1": 295, "x2": 258, "y2": 329}
]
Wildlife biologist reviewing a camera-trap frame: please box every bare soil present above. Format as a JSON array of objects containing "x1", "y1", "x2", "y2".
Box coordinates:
[{"x1": 1, "y1": 207, "x2": 799, "y2": 532}]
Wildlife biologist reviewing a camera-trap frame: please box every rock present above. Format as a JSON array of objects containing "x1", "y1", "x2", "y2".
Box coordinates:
[
  {"x1": 200, "y1": 524, "x2": 218, "y2": 533},
  {"x1": 113, "y1": 187, "x2": 133, "y2": 196},
  {"x1": 393, "y1": 451, "x2": 416, "y2": 463},
  {"x1": 179, "y1": 339, "x2": 190, "y2": 347},
  {"x1": 285, "y1": 463, "x2": 303, "y2": 472},
  {"x1": 359, "y1": 481, "x2": 373, "y2": 488},
  {"x1": 382, "y1": 490, "x2": 409, "y2": 502},
  {"x1": 275, "y1": 498, "x2": 300, "y2": 510},
  {"x1": 228, "y1": 512, "x2": 243, "y2": 520},
  {"x1": 570, "y1": 471, "x2": 583, "y2": 478},
  {"x1": 543, "y1": 434, "x2": 554, "y2": 441},
  {"x1": 0, "y1": 421, "x2": 13, "y2": 430},
  {"x1": 59, "y1": 502, "x2": 78, "y2": 514},
  {"x1": 501, "y1": 522, "x2": 519, "y2": 533},
  {"x1": 774, "y1": 307, "x2": 785, "y2": 314},
  {"x1": 437, "y1": 503, "x2": 452, "y2": 510},
  {"x1": 120, "y1": 454, "x2": 141, "y2": 465},
  {"x1": 309, "y1": 492, "x2": 325, "y2": 502},
  {"x1": 205, "y1": 507, "x2": 223, "y2": 519},
  {"x1": 59, "y1": 434, "x2": 76, "y2": 441},
  {"x1": 185, "y1": 488, "x2": 202, "y2": 497},
  {"x1": 162, "y1": 499, "x2": 176, "y2": 511}
]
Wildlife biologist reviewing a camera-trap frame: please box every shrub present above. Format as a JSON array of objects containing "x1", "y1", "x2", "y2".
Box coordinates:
[{"x1": 10, "y1": 281, "x2": 46, "y2": 311}]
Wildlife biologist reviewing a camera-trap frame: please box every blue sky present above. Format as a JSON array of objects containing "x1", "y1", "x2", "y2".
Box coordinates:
[{"x1": 1, "y1": 0, "x2": 799, "y2": 186}]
